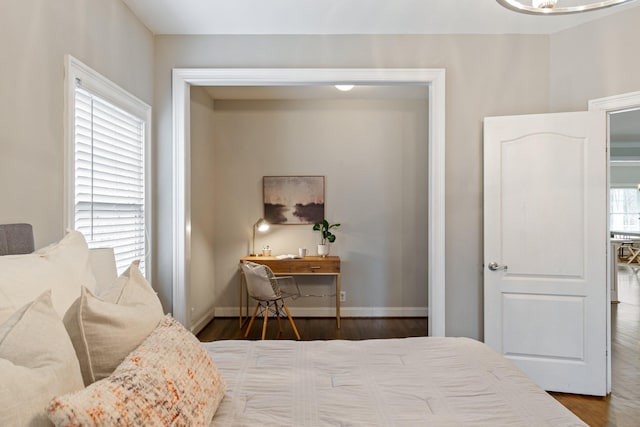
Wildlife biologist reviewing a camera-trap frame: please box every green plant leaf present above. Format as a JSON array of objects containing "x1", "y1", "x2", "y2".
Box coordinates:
[{"x1": 313, "y1": 219, "x2": 339, "y2": 243}]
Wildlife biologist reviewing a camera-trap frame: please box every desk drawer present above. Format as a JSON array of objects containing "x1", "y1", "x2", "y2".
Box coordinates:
[{"x1": 285, "y1": 260, "x2": 340, "y2": 274}]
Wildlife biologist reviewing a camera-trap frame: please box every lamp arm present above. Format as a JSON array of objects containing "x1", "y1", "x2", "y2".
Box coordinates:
[{"x1": 251, "y1": 224, "x2": 256, "y2": 256}]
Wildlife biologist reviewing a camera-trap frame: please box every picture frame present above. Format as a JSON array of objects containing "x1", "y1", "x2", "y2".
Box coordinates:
[{"x1": 263, "y1": 176, "x2": 325, "y2": 225}]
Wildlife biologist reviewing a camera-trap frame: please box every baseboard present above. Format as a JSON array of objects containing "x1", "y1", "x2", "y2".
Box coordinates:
[
  {"x1": 213, "y1": 306, "x2": 428, "y2": 318},
  {"x1": 190, "y1": 306, "x2": 216, "y2": 334}
]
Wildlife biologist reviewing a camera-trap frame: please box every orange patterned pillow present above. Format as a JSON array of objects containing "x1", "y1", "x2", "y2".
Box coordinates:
[{"x1": 47, "y1": 315, "x2": 225, "y2": 427}]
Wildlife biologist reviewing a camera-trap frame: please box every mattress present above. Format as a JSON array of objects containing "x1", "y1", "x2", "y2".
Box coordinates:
[{"x1": 203, "y1": 337, "x2": 586, "y2": 426}]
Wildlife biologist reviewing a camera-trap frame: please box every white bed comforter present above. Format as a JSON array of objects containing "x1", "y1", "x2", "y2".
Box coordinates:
[{"x1": 203, "y1": 337, "x2": 586, "y2": 426}]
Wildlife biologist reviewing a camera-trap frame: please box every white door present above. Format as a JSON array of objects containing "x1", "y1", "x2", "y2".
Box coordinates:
[{"x1": 484, "y1": 111, "x2": 608, "y2": 396}]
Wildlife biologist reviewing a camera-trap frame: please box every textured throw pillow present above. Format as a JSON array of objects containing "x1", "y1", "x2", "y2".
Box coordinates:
[
  {"x1": 63, "y1": 260, "x2": 164, "y2": 385},
  {"x1": 0, "y1": 230, "x2": 96, "y2": 324},
  {"x1": 0, "y1": 291, "x2": 84, "y2": 427},
  {"x1": 48, "y1": 315, "x2": 226, "y2": 427}
]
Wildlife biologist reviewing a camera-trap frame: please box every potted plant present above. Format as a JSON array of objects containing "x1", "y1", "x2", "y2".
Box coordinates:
[{"x1": 312, "y1": 219, "x2": 340, "y2": 257}]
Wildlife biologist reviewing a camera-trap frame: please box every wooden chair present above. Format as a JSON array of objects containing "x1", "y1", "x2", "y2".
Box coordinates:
[{"x1": 240, "y1": 261, "x2": 301, "y2": 340}]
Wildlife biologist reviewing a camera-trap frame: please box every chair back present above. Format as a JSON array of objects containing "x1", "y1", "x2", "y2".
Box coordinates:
[{"x1": 240, "y1": 261, "x2": 281, "y2": 301}]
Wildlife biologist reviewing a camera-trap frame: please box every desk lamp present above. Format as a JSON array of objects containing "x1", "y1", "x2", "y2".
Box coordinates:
[{"x1": 251, "y1": 218, "x2": 270, "y2": 256}]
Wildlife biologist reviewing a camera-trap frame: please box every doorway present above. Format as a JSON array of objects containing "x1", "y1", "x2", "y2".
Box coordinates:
[
  {"x1": 607, "y1": 107, "x2": 640, "y2": 405},
  {"x1": 590, "y1": 91, "x2": 640, "y2": 394},
  {"x1": 608, "y1": 109, "x2": 640, "y2": 301},
  {"x1": 171, "y1": 68, "x2": 446, "y2": 335}
]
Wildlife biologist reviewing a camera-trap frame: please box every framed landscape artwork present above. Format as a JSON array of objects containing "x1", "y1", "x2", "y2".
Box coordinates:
[{"x1": 263, "y1": 176, "x2": 325, "y2": 224}]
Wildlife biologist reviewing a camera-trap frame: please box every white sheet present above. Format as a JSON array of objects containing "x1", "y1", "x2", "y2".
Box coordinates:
[{"x1": 204, "y1": 337, "x2": 586, "y2": 426}]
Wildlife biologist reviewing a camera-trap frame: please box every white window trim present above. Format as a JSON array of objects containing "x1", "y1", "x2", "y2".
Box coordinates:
[{"x1": 64, "y1": 55, "x2": 152, "y2": 279}]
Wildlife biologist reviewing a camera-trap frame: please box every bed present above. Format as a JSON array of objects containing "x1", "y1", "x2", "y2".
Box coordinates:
[
  {"x1": 204, "y1": 337, "x2": 587, "y2": 426},
  {"x1": 0, "y1": 224, "x2": 586, "y2": 426}
]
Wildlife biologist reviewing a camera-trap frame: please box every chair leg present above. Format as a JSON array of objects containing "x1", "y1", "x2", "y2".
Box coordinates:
[
  {"x1": 261, "y1": 302, "x2": 269, "y2": 340},
  {"x1": 244, "y1": 302, "x2": 260, "y2": 338},
  {"x1": 275, "y1": 302, "x2": 283, "y2": 333},
  {"x1": 282, "y1": 302, "x2": 301, "y2": 340}
]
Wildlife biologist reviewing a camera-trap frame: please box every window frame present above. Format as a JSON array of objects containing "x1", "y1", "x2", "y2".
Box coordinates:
[{"x1": 64, "y1": 55, "x2": 152, "y2": 279}]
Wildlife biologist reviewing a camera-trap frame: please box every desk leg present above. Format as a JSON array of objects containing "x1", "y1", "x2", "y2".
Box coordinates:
[{"x1": 336, "y1": 273, "x2": 341, "y2": 329}]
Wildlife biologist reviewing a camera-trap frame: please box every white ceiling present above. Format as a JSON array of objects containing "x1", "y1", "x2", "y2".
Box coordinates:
[{"x1": 121, "y1": 0, "x2": 640, "y2": 36}]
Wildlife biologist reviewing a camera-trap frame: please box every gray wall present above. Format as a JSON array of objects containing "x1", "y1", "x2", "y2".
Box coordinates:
[
  {"x1": 189, "y1": 87, "x2": 219, "y2": 324},
  {"x1": 549, "y1": 7, "x2": 640, "y2": 112},
  {"x1": 195, "y1": 96, "x2": 430, "y2": 318},
  {"x1": 611, "y1": 163, "x2": 640, "y2": 187},
  {"x1": 0, "y1": 0, "x2": 153, "y2": 248},
  {"x1": 155, "y1": 34, "x2": 551, "y2": 338}
]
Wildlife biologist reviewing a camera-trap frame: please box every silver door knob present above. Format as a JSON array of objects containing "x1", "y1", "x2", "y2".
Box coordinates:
[{"x1": 488, "y1": 262, "x2": 507, "y2": 271}]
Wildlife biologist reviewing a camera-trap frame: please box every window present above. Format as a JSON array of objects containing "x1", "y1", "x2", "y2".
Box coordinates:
[
  {"x1": 65, "y1": 56, "x2": 151, "y2": 276},
  {"x1": 610, "y1": 187, "x2": 640, "y2": 232}
]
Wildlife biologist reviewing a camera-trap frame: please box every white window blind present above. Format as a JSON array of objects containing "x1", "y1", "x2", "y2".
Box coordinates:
[{"x1": 74, "y1": 84, "x2": 146, "y2": 275}]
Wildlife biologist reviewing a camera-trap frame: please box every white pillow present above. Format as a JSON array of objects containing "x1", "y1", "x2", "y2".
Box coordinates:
[
  {"x1": 48, "y1": 315, "x2": 226, "y2": 427},
  {"x1": 0, "y1": 291, "x2": 84, "y2": 427},
  {"x1": 0, "y1": 230, "x2": 97, "y2": 324},
  {"x1": 64, "y1": 260, "x2": 164, "y2": 385}
]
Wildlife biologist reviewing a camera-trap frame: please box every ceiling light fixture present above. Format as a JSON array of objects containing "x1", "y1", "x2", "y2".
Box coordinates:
[
  {"x1": 335, "y1": 84, "x2": 354, "y2": 92},
  {"x1": 497, "y1": 0, "x2": 636, "y2": 15},
  {"x1": 532, "y1": 0, "x2": 558, "y2": 7}
]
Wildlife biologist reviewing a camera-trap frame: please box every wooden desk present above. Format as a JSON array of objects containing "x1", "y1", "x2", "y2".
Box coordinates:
[{"x1": 239, "y1": 256, "x2": 341, "y2": 328}]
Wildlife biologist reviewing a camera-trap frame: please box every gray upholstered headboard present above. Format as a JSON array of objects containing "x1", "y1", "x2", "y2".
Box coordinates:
[{"x1": 0, "y1": 223, "x2": 35, "y2": 255}]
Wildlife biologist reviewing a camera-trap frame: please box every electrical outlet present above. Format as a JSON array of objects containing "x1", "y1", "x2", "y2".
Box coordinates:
[{"x1": 340, "y1": 291, "x2": 346, "y2": 302}]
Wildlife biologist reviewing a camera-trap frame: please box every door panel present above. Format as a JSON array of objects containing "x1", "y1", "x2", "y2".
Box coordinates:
[
  {"x1": 502, "y1": 294, "x2": 584, "y2": 359},
  {"x1": 484, "y1": 111, "x2": 607, "y2": 396},
  {"x1": 501, "y1": 134, "x2": 585, "y2": 277}
]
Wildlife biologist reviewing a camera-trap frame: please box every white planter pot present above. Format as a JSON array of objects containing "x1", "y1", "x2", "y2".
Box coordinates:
[{"x1": 317, "y1": 244, "x2": 330, "y2": 257}]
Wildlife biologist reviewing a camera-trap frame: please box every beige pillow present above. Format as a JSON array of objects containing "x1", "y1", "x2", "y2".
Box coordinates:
[
  {"x1": 64, "y1": 260, "x2": 164, "y2": 385},
  {"x1": 0, "y1": 230, "x2": 96, "y2": 324},
  {"x1": 48, "y1": 315, "x2": 226, "y2": 427},
  {"x1": 0, "y1": 291, "x2": 84, "y2": 427}
]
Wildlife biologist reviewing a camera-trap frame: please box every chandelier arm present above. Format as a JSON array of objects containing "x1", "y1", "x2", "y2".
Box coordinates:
[{"x1": 497, "y1": 0, "x2": 636, "y2": 15}]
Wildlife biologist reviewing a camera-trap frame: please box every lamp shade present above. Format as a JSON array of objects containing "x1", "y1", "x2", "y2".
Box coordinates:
[{"x1": 255, "y1": 218, "x2": 270, "y2": 232}]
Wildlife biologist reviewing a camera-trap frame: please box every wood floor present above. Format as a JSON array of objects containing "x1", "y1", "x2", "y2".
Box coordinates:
[
  {"x1": 549, "y1": 268, "x2": 640, "y2": 427},
  {"x1": 197, "y1": 315, "x2": 429, "y2": 342},
  {"x1": 197, "y1": 271, "x2": 640, "y2": 426}
]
